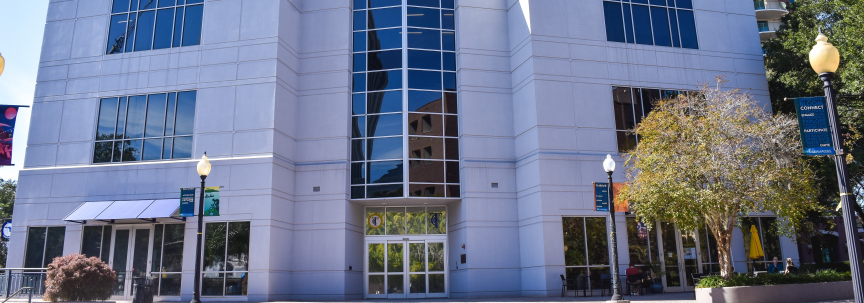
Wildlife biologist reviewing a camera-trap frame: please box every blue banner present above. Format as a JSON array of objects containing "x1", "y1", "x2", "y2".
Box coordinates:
[
  {"x1": 594, "y1": 182, "x2": 609, "y2": 212},
  {"x1": 180, "y1": 188, "x2": 195, "y2": 217},
  {"x1": 794, "y1": 97, "x2": 834, "y2": 156}
]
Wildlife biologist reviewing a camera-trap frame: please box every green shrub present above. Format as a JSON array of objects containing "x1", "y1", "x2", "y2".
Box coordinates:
[
  {"x1": 44, "y1": 254, "x2": 115, "y2": 302},
  {"x1": 696, "y1": 270, "x2": 851, "y2": 289}
]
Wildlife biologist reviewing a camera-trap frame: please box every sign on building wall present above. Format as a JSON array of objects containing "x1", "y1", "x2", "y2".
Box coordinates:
[
  {"x1": 794, "y1": 97, "x2": 834, "y2": 156},
  {"x1": 204, "y1": 187, "x2": 220, "y2": 216},
  {"x1": 180, "y1": 188, "x2": 196, "y2": 217},
  {"x1": 367, "y1": 213, "x2": 383, "y2": 229},
  {"x1": 0, "y1": 106, "x2": 22, "y2": 166},
  {"x1": 612, "y1": 182, "x2": 629, "y2": 212},
  {"x1": 594, "y1": 182, "x2": 609, "y2": 211}
]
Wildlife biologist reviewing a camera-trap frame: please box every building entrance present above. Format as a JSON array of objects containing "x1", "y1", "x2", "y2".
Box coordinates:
[
  {"x1": 108, "y1": 225, "x2": 153, "y2": 299},
  {"x1": 657, "y1": 222, "x2": 701, "y2": 292}
]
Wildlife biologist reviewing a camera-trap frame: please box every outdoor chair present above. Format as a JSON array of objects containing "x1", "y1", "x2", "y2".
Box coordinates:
[
  {"x1": 626, "y1": 273, "x2": 646, "y2": 296},
  {"x1": 560, "y1": 274, "x2": 576, "y2": 297},
  {"x1": 592, "y1": 274, "x2": 612, "y2": 296}
]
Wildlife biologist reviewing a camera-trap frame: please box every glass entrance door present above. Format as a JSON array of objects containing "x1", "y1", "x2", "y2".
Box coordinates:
[
  {"x1": 658, "y1": 222, "x2": 701, "y2": 292},
  {"x1": 109, "y1": 226, "x2": 153, "y2": 299},
  {"x1": 366, "y1": 239, "x2": 447, "y2": 299}
]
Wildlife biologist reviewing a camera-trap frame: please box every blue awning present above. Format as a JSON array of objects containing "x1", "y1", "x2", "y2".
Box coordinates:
[{"x1": 64, "y1": 199, "x2": 182, "y2": 223}]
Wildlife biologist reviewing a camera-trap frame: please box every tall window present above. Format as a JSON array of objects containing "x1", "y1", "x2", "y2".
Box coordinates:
[
  {"x1": 94, "y1": 91, "x2": 196, "y2": 163},
  {"x1": 612, "y1": 87, "x2": 683, "y2": 153},
  {"x1": 742, "y1": 217, "x2": 782, "y2": 272},
  {"x1": 626, "y1": 218, "x2": 658, "y2": 268},
  {"x1": 203, "y1": 222, "x2": 250, "y2": 296},
  {"x1": 81, "y1": 226, "x2": 113, "y2": 262},
  {"x1": 562, "y1": 217, "x2": 610, "y2": 279},
  {"x1": 150, "y1": 224, "x2": 185, "y2": 296},
  {"x1": 698, "y1": 225, "x2": 720, "y2": 274},
  {"x1": 603, "y1": 0, "x2": 698, "y2": 49},
  {"x1": 107, "y1": 0, "x2": 203, "y2": 54},
  {"x1": 351, "y1": 0, "x2": 460, "y2": 199},
  {"x1": 24, "y1": 227, "x2": 66, "y2": 268},
  {"x1": 365, "y1": 206, "x2": 446, "y2": 236}
]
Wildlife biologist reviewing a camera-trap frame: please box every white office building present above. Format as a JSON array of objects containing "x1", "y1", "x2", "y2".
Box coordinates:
[{"x1": 10, "y1": 0, "x2": 797, "y2": 300}]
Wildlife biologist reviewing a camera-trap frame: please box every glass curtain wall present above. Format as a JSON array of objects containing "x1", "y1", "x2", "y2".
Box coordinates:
[
  {"x1": 351, "y1": 0, "x2": 460, "y2": 199},
  {"x1": 741, "y1": 217, "x2": 783, "y2": 272},
  {"x1": 107, "y1": 0, "x2": 204, "y2": 54},
  {"x1": 562, "y1": 217, "x2": 610, "y2": 286},
  {"x1": 602, "y1": 0, "x2": 698, "y2": 49}
]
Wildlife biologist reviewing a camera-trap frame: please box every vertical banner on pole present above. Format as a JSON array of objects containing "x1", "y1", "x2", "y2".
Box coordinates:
[
  {"x1": 0, "y1": 106, "x2": 21, "y2": 166},
  {"x1": 612, "y1": 182, "x2": 629, "y2": 212},
  {"x1": 594, "y1": 182, "x2": 609, "y2": 211},
  {"x1": 794, "y1": 97, "x2": 834, "y2": 155},
  {"x1": 204, "y1": 187, "x2": 220, "y2": 216},
  {"x1": 180, "y1": 188, "x2": 196, "y2": 217}
]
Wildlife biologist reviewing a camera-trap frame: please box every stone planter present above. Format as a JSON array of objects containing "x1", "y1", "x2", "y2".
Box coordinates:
[{"x1": 695, "y1": 281, "x2": 852, "y2": 303}]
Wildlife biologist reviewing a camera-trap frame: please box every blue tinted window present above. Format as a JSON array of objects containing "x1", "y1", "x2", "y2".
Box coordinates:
[
  {"x1": 97, "y1": 98, "x2": 119, "y2": 140},
  {"x1": 441, "y1": 0, "x2": 454, "y2": 9},
  {"x1": 368, "y1": 91, "x2": 403, "y2": 114},
  {"x1": 632, "y1": 5, "x2": 653, "y2": 45},
  {"x1": 408, "y1": 7, "x2": 440, "y2": 28},
  {"x1": 165, "y1": 93, "x2": 176, "y2": 136},
  {"x1": 669, "y1": 9, "x2": 680, "y2": 47},
  {"x1": 158, "y1": 0, "x2": 175, "y2": 8},
  {"x1": 649, "y1": 0, "x2": 665, "y2": 5},
  {"x1": 353, "y1": 94, "x2": 366, "y2": 115},
  {"x1": 134, "y1": 10, "x2": 155, "y2": 51},
  {"x1": 443, "y1": 52, "x2": 455, "y2": 71},
  {"x1": 354, "y1": 0, "x2": 366, "y2": 9},
  {"x1": 187, "y1": 0, "x2": 204, "y2": 4},
  {"x1": 175, "y1": 91, "x2": 196, "y2": 136},
  {"x1": 370, "y1": 0, "x2": 400, "y2": 8},
  {"x1": 369, "y1": 161, "x2": 403, "y2": 184},
  {"x1": 162, "y1": 138, "x2": 173, "y2": 159},
  {"x1": 603, "y1": 2, "x2": 625, "y2": 43},
  {"x1": 354, "y1": 10, "x2": 366, "y2": 31},
  {"x1": 172, "y1": 7, "x2": 184, "y2": 47},
  {"x1": 107, "y1": 14, "x2": 129, "y2": 54},
  {"x1": 116, "y1": 97, "x2": 128, "y2": 139},
  {"x1": 123, "y1": 140, "x2": 143, "y2": 161},
  {"x1": 354, "y1": 31, "x2": 367, "y2": 52},
  {"x1": 409, "y1": 0, "x2": 439, "y2": 8},
  {"x1": 351, "y1": 186, "x2": 365, "y2": 199},
  {"x1": 631, "y1": 0, "x2": 648, "y2": 3},
  {"x1": 623, "y1": 4, "x2": 634, "y2": 43},
  {"x1": 677, "y1": 0, "x2": 692, "y2": 9},
  {"x1": 354, "y1": 74, "x2": 367, "y2": 92},
  {"x1": 368, "y1": 70, "x2": 402, "y2": 91},
  {"x1": 139, "y1": 0, "x2": 155, "y2": 10},
  {"x1": 409, "y1": 91, "x2": 443, "y2": 112},
  {"x1": 354, "y1": 54, "x2": 367, "y2": 72},
  {"x1": 145, "y1": 94, "x2": 167, "y2": 138},
  {"x1": 368, "y1": 137, "x2": 403, "y2": 160},
  {"x1": 443, "y1": 72, "x2": 456, "y2": 91},
  {"x1": 409, "y1": 29, "x2": 441, "y2": 50},
  {"x1": 369, "y1": 29, "x2": 401, "y2": 50},
  {"x1": 351, "y1": 163, "x2": 366, "y2": 185},
  {"x1": 368, "y1": 114, "x2": 402, "y2": 137},
  {"x1": 113, "y1": 0, "x2": 131, "y2": 13},
  {"x1": 353, "y1": 116, "x2": 366, "y2": 138},
  {"x1": 125, "y1": 13, "x2": 138, "y2": 52},
  {"x1": 153, "y1": 9, "x2": 175, "y2": 49},
  {"x1": 650, "y1": 7, "x2": 671, "y2": 47},
  {"x1": 368, "y1": 50, "x2": 402, "y2": 71},
  {"x1": 677, "y1": 10, "x2": 698, "y2": 49},
  {"x1": 143, "y1": 139, "x2": 163, "y2": 160},
  {"x1": 409, "y1": 70, "x2": 442, "y2": 90},
  {"x1": 442, "y1": 31, "x2": 455, "y2": 51},
  {"x1": 352, "y1": 140, "x2": 365, "y2": 161},
  {"x1": 125, "y1": 95, "x2": 147, "y2": 139},
  {"x1": 172, "y1": 136, "x2": 193, "y2": 159},
  {"x1": 182, "y1": 5, "x2": 203, "y2": 46},
  {"x1": 366, "y1": 184, "x2": 403, "y2": 198},
  {"x1": 442, "y1": 10, "x2": 454, "y2": 30},
  {"x1": 409, "y1": 50, "x2": 441, "y2": 70},
  {"x1": 369, "y1": 8, "x2": 401, "y2": 29}
]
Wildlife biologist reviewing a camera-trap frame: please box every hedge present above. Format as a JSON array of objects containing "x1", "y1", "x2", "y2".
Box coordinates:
[{"x1": 696, "y1": 270, "x2": 851, "y2": 289}]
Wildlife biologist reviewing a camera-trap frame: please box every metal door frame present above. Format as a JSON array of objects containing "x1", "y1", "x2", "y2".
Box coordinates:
[
  {"x1": 108, "y1": 225, "x2": 154, "y2": 300},
  {"x1": 656, "y1": 223, "x2": 703, "y2": 292},
  {"x1": 364, "y1": 235, "x2": 448, "y2": 299}
]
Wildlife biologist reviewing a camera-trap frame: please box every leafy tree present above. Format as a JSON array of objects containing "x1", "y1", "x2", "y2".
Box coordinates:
[
  {"x1": 0, "y1": 179, "x2": 15, "y2": 268},
  {"x1": 763, "y1": 0, "x2": 864, "y2": 231},
  {"x1": 618, "y1": 79, "x2": 824, "y2": 280}
]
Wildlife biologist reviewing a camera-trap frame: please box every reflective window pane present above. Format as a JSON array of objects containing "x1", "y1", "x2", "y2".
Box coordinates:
[
  {"x1": 125, "y1": 13, "x2": 138, "y2": 53},
  {"x1": 442, "y1": 52, "x2": 455, "y2": 71},
  {"x1": 409, "y1": 0, "x2": 439, "y2": 7},
  {"x1": 409, "y1": 137, "x2": 443, "y2": 159},
  {"x1": 409, "y1": 184, "x2": 445, "y2": 197},
  {"x1": 113, "y1": 140, "x2": 123, "y2": 162},
  {"x1": 353, "y1": 73, "x2": 367, "y2": 93},
  {"x1": 409, "y1": 114, "x2": 443, "y2": 136},
  {"x1": 369, "y1": 243, "x2": 385, "y2": 271},
  {"x1": 443, "y1": 72, "x2": 456, "y2": 91},
  {"x1": 354, "y1": 31, "x2": 366, "y2": 52},
  {"x1": 107, "y1": 14, "x2": 129, "y2": 54},
  {"x1": 368, "y1": 29, "x2": 401, "y2": 50},
  {"x1": 122, "y1": 140, "x2": 143, "y2": 161},
  {"x1": 409, "y1": 90, "x2": 443, "y2": 112},
  {"x1": 353, "y1": 116, "x2": 366, "y2": 138},
  {"x1": 367, "y1": 184, "x2": 403, "y2": 198},
  {"x1": 427, "y1": 207, "x2": 446, "y2": 234},
  {"x1": 201, "y1": 273, "x2": 224, "y2": 296},
  {"x1": 165, "y1": 93, "x2": 176, "y2": 136},
  {"x1": 445, "y1": 138, "x2": 458, "y2": 160},
  {"x1": 226, "y1": 222, "x2": 250, "y2": 272},
  {"x1": 366, "y1": 207, "x2": 385, "y2": 235},
  {"x1": 410, "y1": 274, "x2": 426, "y2": 293},
  {"x1": 369, "y1": 275, "x2": 385, "y2": 294},
  {"x1": 444, "y1": 115, "x2": 457, "y2": 137},
  {"x1": 172, "y1": 7, "x2": 184, "y2": 47},
  {"x1": 204, "y1": 223, "x2": 227, "y2": 272},
  {"x1": 603, "y1": 2, "x2": 625, "y2": 43},
  {"x1": 116, "y1": 97, "x2": 128, "y2": 139},
  {"x1": 97, "y1": 98, "x2": 119, "y2": 140},
  {"x1": 158, "y1": 0, "x2": 176, "y2": 7},
  {"x1": 125, "y1": 95, "x2": 147, "y2": 138},
  {"x1": 442, "y1": 31, "x2": 455, "y2": 50},
  {"x1": 172, "y1": 136, "x2": 193, "y2": 159},
  {"x1": 669, "y1": 9, "x2": 680, "y2": 47},
  {"x1": 159, "y1": 274, "x2": 182, "y2": 296},
  {"x1": 367, "y1": 91, "x2": 402, "y2": 114},
  {"x1": 81, "y1": 226, "x2": 103, "y2": 259},
  {"x1": 145, "y1": 94, "x2": 167, "y2": 138},
  {"x1": 182, "y1": 5, "x2": 203, "y2": 46},
  {"x1": 409, "y1": 50, "x2": 441, "y2": 70},
  {"x1": 386, "y1": 208, "x2": 406, "y2": 235},
  {"x1": 162, "y1": 138, "x2": 173, "y2": 159},
  {"x1": 113, "y1": 0, "x2": 131, "y2": 13},
  {"x1": 368, "y1": 50, "x2": 402, "y2": 71},
  {"x1": 153, "y1": 9, "x2": 175, "y2": 49},
  {"x1": 134, "y1": 10, "x2": 155, "y2": 51},
  {"x1": 151, "y1": 225, "x2": 164, "y2": 272},
  {"x1": 441, "y1": 0, "x2": 454, "y2": 9},
  {"x1": 370, "y1": 0, "x2": 400, "y2": 8},
  {"x1": 677, "y1": 0, "x2": 692, "y2": 9},
  {"x1": 352, "y1": 139, "x2": 366, "y2": 161},
  {"x1": 585, "y1": 217, "x2": 609, "y2": 265},
  {"x1": 354, "y1": 54, "x2": 366, "y2": 72},
  {"x1": 563, "y1": 217, "x2": 587, "y2": 266},
  {"x1": 445, "y1": 161, "x2": 459, "y2": 182},
  {"x1": 353, "y1": 94, "x2": 366, "y2": 115},
  {"x1": 407, "y1": 7, "x2": 440, "y2": 28},
  {"x1": 175, "y1": 91, "x2": 196, "y2": 135},
  {"x1": 44, "y1": 227, "x2": 66, "y2": 267},
  {"x1": 368, "y1": 137, "x2": 402, "y2": 160},
  {"x1": 352, "y1": 186, "x2": 365, "y2": 199},
  {"x1": 367, "y1": 70, "x2": 402, "y2": 91},
  {"x1": 354, "y1": 10, "x2": 366, "y2": 31},
  {"x1": 678, "y1": 10, "x2": 698, "y2": 49},
  {"x1": 94, "y1": 142, "x2": 114, "y2": 163},
  {"x1": 369, "y1": 160, "x2": 403, "y2": 184},
  {"x1": 632, "y1": 5, "x2": 653, "y2": 45},
  {"x1": 351, "y1": 163, "x2": 366, "y2": 184},
  {"x1": 355, "y1": 0, "x2": 367, "y2": 9},
  {"x1": 142, "y1": 139, "x2": 163, "y2": 160},
  {"x1": 408, "y1": 70, "x2": 441, "y2": 90},
  {"x1": 24, "y1": 227, "x2": 46, "y2": 268},
  {"x1": 367, "y1": 113, "x2": 402, "y2": 137},
  {"x1": 408, "y1": 28, "x2": 441, "y2": 50},
  {"x1": 369, "y1": 8, "x2": 401, "y2": 29},
  {"x1": 650, "y1": 6, "x2": 671, "y2": 47},
  {"x1": 613, "y1": 87, "x2": 635, "y2": 130},
  {"x1": 409, "y1": 160, "x2": 444, "y2": 183},
  {"x1": 407, "y1": 208, "x2": 426, "y2": 235},
  {"x1": 162, "y1": 224, "x2": 185, "y2": 272},
  {"x1": 442, "y1": 10, "x2": 454, "y2": 30}
]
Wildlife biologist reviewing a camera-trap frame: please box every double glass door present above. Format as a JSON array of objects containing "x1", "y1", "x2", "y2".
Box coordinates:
[
  {"x1": 108, "y1": 225, "x2": 153, "y2": 299},
  {"x1": 658, "y1": 222, "x2": 701, "y2": 292},
  {"x1": 366, "y1": 239, "x2": 447, "y2": 299}
]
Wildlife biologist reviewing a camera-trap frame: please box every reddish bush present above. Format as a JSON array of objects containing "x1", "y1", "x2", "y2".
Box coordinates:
[{"x1": 44, "y1": 254, "x2": 115, "y2": 302}]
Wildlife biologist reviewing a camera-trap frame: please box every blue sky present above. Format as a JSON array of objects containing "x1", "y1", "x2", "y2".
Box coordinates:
[{"x1": 0, "y1": 1, "x2": 50, "y2": 181}]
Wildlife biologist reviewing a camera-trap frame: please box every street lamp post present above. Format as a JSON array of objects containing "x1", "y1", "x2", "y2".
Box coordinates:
[
  {"x1": 191, "y1": 153, "x2": 211, "y2": 303},
  {"x1": 603, "y1": 155, "x2": 623, "y2": 302},
  {"x1": 809, "y1": 33, "x2": 864, "y2": 303}
]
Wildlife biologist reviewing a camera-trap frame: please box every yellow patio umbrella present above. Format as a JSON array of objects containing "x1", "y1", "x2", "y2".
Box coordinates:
[{"x1": 749, "y1": 225, "x2": 764, "y2": 260}]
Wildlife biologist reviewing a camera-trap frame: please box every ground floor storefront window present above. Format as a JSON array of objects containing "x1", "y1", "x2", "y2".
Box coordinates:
[
  {"x1": 742, "y1": 217, "x2": 782, "y2": 272},
  {"x1": 203, "y1": 221, "x2": 250, "y2": 296},
  {"x1": 562, "y1": 217, "x2": 610, "y2": 284},
  {"x1": 25, "y1": 226, "x2": 66, "y2": 268}
]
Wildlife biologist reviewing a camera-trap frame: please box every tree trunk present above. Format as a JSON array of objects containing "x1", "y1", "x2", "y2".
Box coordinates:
[{"x1": 718, "y1": 233, "x2": 735, "y2": 280}]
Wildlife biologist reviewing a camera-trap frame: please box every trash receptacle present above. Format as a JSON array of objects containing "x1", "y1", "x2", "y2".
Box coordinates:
[{"x1": 131, "y1": 278, "x2": 155, "y2": 303}]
